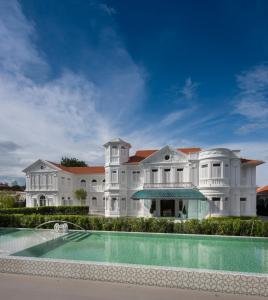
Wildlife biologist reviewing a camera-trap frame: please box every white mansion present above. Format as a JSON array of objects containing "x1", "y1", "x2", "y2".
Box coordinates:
[{"x1": 23, "y1": 138, "x2": 263, "y2": 219}]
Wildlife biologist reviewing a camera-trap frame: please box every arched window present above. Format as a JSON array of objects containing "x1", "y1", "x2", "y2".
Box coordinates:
[
  {"x1": 92, "y1": 197, "x2": 97, "y2": 208},
  {"x1": 102, "y1": 179, "x2": 105, "y2": 183},
  {"x1": 39, "y1": 195, "x2": 46, "y2": 206},
  {"x1": 91, "y1": 179, "x2": 97, "y2": 186},
  {"x1": 80, "y1": 179, "x2": 86, "y2": 188},
  {"x1": 62, "y1": 196, "x2": 66, "y2": 206}
]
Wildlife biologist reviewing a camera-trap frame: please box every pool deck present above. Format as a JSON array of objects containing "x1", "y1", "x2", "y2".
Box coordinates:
[{"x1": 0, "y1": 272, "x2": 264, "y2": 300}]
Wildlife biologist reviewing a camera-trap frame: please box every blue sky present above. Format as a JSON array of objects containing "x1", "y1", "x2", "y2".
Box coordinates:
[{"x1": 0, "y1": 0, "x2": 268, "y2": 185}]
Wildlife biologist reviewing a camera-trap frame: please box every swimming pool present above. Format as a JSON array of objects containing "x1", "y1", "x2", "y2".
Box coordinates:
[
  {"x1": 1, "y1": 228, "x2": 268, "y2": 296},
  {"x1": 1, "y1": 229, "x2": 267, "y2": 274}
]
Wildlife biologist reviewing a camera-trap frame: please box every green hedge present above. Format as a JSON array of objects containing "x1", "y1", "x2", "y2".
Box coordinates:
[
  {"x1": 0, "y1": 214, "x2": 268, "y2": 237},
  {"x1": 0, "y1": 206, "x2": 89, "y2": 215}
]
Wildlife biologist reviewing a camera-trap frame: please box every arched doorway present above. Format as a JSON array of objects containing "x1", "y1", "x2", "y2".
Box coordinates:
[{"x1": 39, "y1": 195, "x2": 46, "y2": 206}]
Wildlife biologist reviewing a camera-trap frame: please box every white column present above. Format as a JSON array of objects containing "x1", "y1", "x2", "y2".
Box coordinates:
[{"x1": 159, "y1": 167, "x2": 163, "y2": 184}]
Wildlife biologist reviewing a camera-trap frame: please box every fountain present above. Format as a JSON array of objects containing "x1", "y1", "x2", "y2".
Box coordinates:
[{"x1": 35, "y1": 220, "x2": 86, "y2": 231}]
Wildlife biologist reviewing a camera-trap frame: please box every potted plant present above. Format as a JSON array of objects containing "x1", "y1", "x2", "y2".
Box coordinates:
[
  {"x1": 182, "y1": 205, "x2": 187, "y2": 219},
  {"x1": 150, "y1": 200, "x2": 156, "y2": 215}
]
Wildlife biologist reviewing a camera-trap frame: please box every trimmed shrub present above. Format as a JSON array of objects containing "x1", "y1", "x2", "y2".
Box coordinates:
[{"x1": 0, "y1": 214, "x2": 268, "y2": 237}]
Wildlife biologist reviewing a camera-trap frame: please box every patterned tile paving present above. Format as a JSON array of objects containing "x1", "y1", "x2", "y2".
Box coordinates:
[{"x1": 0, "y1": 256, "x2": 267, "y2": 297}]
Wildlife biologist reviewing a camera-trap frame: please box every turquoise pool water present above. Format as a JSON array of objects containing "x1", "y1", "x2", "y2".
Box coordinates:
[{"x1": 3, "y1": 229, "x2": 267, "y2": 274}]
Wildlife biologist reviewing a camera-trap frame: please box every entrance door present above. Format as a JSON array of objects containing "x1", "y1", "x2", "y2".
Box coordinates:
[
  {"x1": 39, "y1": 195, "x2": 46, "y2": 206},
  {"x1": 160, "y1": 200, "x2": 175, "y2": 217}
]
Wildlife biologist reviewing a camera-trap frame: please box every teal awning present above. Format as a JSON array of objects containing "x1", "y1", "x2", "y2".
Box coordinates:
[{"x1": 131, "y1": 189, "x2": 206, "y2": 200}]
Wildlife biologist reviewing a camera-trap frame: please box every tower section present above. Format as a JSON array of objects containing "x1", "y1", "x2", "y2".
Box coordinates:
[{"x1": 103, "y1": 138, "x2": 131, "y2": 217}]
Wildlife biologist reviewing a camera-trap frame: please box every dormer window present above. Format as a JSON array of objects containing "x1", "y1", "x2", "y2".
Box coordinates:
[{"x1": 111, "y1": 145, "x2": 118, "y2": 156}]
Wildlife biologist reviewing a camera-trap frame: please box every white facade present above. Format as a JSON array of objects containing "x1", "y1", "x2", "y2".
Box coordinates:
[
  {"x1": 23, "y1": 161, "x2": 105, "y2": 214},
  {"x1": 23, "y1": 138, "x2": 263, "y2": 218}
]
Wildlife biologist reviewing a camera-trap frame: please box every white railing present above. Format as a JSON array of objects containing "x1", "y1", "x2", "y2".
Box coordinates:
[
  {"x1": 105, "y1": 183, "x2": 119, "y2": 190},
  {"x1": 199, "y1": 178, "x2": 229, "y2": 187},
  {"x1": 143, "y1": 182, "x2": 195, "y2": 189},
  {"x1": 90, "y1": 185, "x2": 105, "y2": 192},
  {"x1": 27, "y1": 185, "x2": 54, "y2": 191}
]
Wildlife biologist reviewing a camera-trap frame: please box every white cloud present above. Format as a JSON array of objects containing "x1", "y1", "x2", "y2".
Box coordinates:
[
  {"x1": 0, "y1": 0, "x2": 145, "y2": 178},
  {"x1": 99, "y1": 3, "x2": 117, "y2": 15},
  {"x1": 235, "y1": 64, "x2": 268, "y2": 134},
  {"x1": 180, "y1": 77, "x2": 199, "y2": 100},
  {"x1": 160, "y1": 108, "x2": 194, "y2": 127}
]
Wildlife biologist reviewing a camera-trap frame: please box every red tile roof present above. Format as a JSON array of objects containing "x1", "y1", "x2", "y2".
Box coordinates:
[
  {"x1": 126, "y1": 148, "x2": 202, "y2": 164},
  {"x1": 178, "y1": 147, "x2": 202, "y2": 154},
  {"x1": 49, "y1": 162, "x2": 105, "y2": 174},
  {"x1": 257, "y1": 185, "x2": 268, "y2": 194},
  {"x1": 241, "y1": 158, "x2": 264, "y2": 166}
]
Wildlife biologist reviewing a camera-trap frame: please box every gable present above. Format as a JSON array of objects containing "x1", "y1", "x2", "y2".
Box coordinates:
[
  {"x1": 22, "y1": 160, "x2": 60, "y2": 173},
  {"x1": 141, "y1": 146, "x2": 188, "y2": 164}
]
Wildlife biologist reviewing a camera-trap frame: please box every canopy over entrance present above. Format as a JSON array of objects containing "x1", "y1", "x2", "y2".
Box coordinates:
[{"x1": 131, "y1": 189, "x2": 206, "y2": 200}]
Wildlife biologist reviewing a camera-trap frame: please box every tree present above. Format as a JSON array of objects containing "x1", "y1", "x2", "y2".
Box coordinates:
[
  {"x1": 61, "y1": 157, "x2": 88, "y2": 167},
  {"x1": 0, "y1": 193, "x2": 16, "y2": 208},
  {"x1": 74, "y1": 189, "x2": 87, "y2": 206}
]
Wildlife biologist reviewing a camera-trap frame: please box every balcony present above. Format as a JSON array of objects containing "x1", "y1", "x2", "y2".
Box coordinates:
[
  {"x1": 143, "y1": 182, "x2": 195, "y2": 189},
  {"x1": 199, "y1": 178, "x2": 229, "y2": 187},
  {"x1": 105, "y1": 183, "x2": 120, "y2": 190},
  {"x1": 90, "y1": 185, "x2": 105, "y2": 193}
]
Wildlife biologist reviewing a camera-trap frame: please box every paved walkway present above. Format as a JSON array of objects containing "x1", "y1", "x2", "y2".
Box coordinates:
[{"x1": 0, "y1": 273, "x2": 264, "y2": 300}]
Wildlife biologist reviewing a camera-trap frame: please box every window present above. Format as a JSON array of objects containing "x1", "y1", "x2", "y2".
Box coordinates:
[
  {"x1": 111, "y1": 146, "x2": 118, "y2": 156},
  {"x1": 165, "y1": 155, "x2": 170, "y2": 160},
  {"x1": 212, "y1": 163, "x2": 221, "y2": 178},
  {"x1": 134, "y1": 200, "x2": 141, "y2": 210},
  {"x1": 105, "y1": 197, "x2": 108, "y2": 210},
  {"x1": 121, "y1": 171, "x2": 126, "y2": 183},
  {"x1": 121, "y1": 146, "x2": 126, "y2": 155},
  {"x1": 152, "y1": 169, "x2": 158, "y2": 183},
  {"x1": 132, "y1": 171, "x2": 140, "y2": 184},
  {"x1": 111, "y1": 170, "x2": 117, "y2": 183},
  {"x1": 91, "y1": 179, "x2": 97, "y2": 186},
  {"x1": 121, "y1": 198, "x2": 126, "y2": 210},
  {"x1": 212, "y1": 197, "x2": 221, "y2": 213},
  {"x1": 62, "y1": 196, "x2": 66, "y2": 206},
  {"x1": 61, "y1": 177, "x2": 65, "y2": 185},
  {"x1": 177, "y1": 168, "x2": 183, "y2": 182},
  {"x1": 164, "y1": 168, "x2": 171, "y2": 183},
  {"x1": 103, "y1": 197, "x2": 105, "y2": 208},
  {"x1": 201, "y1": 164, "x2": 208, "y2": 178},
  {"x1": 240, "y1": 198, "x2": 247, "y2": 202},
  {"x1": 102, "y1": 179, "x2": 105, "y2": 183},
  {"x1": 111, "y1": 197, "x2": 117, "y2": 210},
  {"x1": 80, "y1": 179, "x2": 86, "y2": 188},
  {"x1": 92, "y1": 197, "x2": 97, "y2": 208}
]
